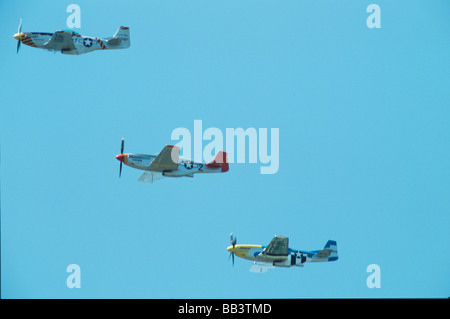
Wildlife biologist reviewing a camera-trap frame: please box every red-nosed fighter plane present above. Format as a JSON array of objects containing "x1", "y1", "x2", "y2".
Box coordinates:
[{"x1": 115, "y1": 138, "x2": 229, "y2": 183}]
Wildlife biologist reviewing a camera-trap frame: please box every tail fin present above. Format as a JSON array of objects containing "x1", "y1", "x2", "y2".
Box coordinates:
[
  {"x1": 106, "y1": 26, "x2": 130, "y2": 48},
  {"x1": 324, "y1": 240, "x2": 338, "y2": 261},
  {"x1": 205, "y1": 151, "x2": 229, "y2": 172}
]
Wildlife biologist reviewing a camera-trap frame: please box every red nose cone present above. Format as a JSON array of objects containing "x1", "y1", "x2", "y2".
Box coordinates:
[{"x1": 116, "y1": 154, "x2": 125, "y2": 162}]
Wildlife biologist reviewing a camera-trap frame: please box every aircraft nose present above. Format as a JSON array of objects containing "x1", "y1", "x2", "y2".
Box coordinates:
[
  {"x1": 13, "y1": 33, "x2": 21, "y2": 40},
  {"x1": 116, "y1": 154, "x2": 125, "y2": 162},
  {"x1": 227, "y1": 245, "x2": 234, "y2": 253}
]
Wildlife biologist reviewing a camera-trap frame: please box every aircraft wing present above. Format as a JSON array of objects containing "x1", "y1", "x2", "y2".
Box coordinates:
[
  {"x1": 262, "y1": 236, "x2": 289, "y2": 257},
  {"x1": 138, "y1": 171, "x2": 164, "y2": 183},
  {"x1": 249, "y1": 262, "x2": 275, "y2": 273},
  {"x1": 147, "y1": 145, "x2": 179, "y2": 172},
  {"x1": 43, "y1": 31, "x2": 76, "y2": 51}
]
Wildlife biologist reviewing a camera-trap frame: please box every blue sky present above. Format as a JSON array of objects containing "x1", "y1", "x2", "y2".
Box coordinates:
[{"x1": 1, "y1": 0, "x2": 449, "y2": 298}]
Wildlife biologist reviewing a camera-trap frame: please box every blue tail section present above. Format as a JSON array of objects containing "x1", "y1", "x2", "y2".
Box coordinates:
[{"x1": 324, "y1": 240, "x2": 338, "y2": 261}]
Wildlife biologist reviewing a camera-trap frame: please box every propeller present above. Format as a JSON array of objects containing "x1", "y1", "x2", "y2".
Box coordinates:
[
  {"x1": 16, "y1": 18, "x2": 22, "y2": 54},
  {"x1": 119, "y1": 138, "x2": 124, "y2": 177},
  {"x1": 229, "y1": 233, "x2": 237, "y2": 266}
]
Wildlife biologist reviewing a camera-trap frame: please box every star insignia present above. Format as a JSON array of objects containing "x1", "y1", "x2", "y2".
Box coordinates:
[{"x1": 83, "y1": 38, "x2": 92, "y2": 47}]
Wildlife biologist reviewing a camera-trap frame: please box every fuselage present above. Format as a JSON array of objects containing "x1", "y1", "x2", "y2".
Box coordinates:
[
  {"x1": 13, "y1": 31, "x2": 122, "y2": 55},
  {"x1": 227, "y1": 244, "x2": 332, "y2": 267},
  {"x1": 118, "y1": 153, "x2": 222, "y2": 176}
]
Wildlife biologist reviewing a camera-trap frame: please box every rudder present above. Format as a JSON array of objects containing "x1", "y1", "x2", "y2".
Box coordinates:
[
  {"x1": 324, "y1": 240, "x2": 338, "y2": 261},
  {"x1": 109, "y1": 26, "x2": 130, "y2": 48},
  {"x1": 205, "y1": 151, "x2": 229, "y2": 172}
]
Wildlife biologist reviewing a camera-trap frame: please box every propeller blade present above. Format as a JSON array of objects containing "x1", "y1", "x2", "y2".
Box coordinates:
[
  {"x1": 230, "y1": 233, "x2": 236, "y2": 247},
  {"x1": 119, "y1": 138, "x2": 124, "y2": 178},
  {"x1": 229, "y1": 233, "x2": 236, "y2": 266},
  {"x1": 228, "y1": 252, "x2": 235, "y2": 266},
  {"x1": 16, "y1": 18, "x2": 22, "y2": 54}
]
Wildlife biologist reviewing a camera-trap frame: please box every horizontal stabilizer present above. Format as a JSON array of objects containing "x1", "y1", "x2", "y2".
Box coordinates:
[
  {"x1": 315, "y1": 249, "x2": 332, "y2": 259},
  {"x1": 106, "y1": 37, "x2": 122, "y2": 45},
  {"x1": 313, "y1": 240, "x2": 338, "y2": 261},
  {"x1": 205, "y1": 151, "x2": 229, "y2": 172}
]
